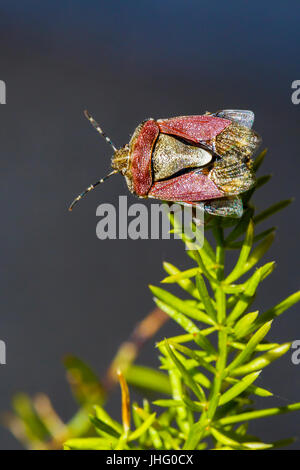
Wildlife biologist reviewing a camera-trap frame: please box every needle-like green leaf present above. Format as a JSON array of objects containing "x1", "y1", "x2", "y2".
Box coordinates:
[
  {"x1": 226, "y1": 220, "x2": 254, "y2": 284},
  {"x1": 253, "y1": 148, "x2": 267, "y2": 172},
  {"x1": 90, "y1": 416, "x2": 121, "y2": 438},
  {"x1": 227, "y1": 321, "x2": 272, "y2": 373},
  {"x1": 125, "y1": 365, "x2": 172, "y2": 395},
  {"x1": 64, "y1": 437, "x2": 115, "y2": 450},
  {"x1": 234, "y1": 311, "x2": 259, "y2": 338},
  {"x1": 225, "y1": 208, "x2": 254, "y2": 245},
  {"x1": 153, "y1": 298, "x2": 200, "y2": 334},
  {"x1": 231, "y1": 343, "x2": 291, "y2": 376},
  {"x1": 253, "y1": 291, "x2": 300, "y2": 329},
  {"x1": 162, "y1": 262, "x2": 200, "y2": 299},
  {"x1": 227, "y1": 262, "x2": 275, "y2": 325},
  {"x1": 226, "y1": 227, "x2": 276, "y2": 250},
  {"x1": 239, "y1": 233, "x2": 275, "y2": 277},
  {"x1": 219, "y1": 371, "x2": 261, "y2": 405},
  {"x1": 218, "y1": 402, "x2": 300, "y2": 426},
  {"x1": 254, "y1": 199, "x2": 293, "y2": 225},
  {"x1": 128, "y1": 412, "x2": 156, "y2": 442},
  {"x1": 150, "y1": 285, "x2": 214, "y2": 325},
  {"x1": 195, "y1": 273, "x2": 217, "y2": 322},
  {"x1": 164, "y1": 340, "x2": 206, "y2": 402}
]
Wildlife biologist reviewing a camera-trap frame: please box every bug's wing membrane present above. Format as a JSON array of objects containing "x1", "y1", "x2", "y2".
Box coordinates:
[
  {"x1": 165, "y1": 196, "x2": 243, "y2": 219},
  {"x1": 214, "y1": 110, "x2": 255, "y2": 128},
  {"x1": 204, "y1": 196, "x2": 243, "y2": 218},
  {"x1": 215, "y1": 123, "x2": 261, "y2": 161},
  {"x1": 148, "y1": 170, "x2": 224, "y2": 202},
  {"x1": 157, "y1": 115, "x2": 232, "y2": 143},
  {"x1": 209, "y1": 155, "x2": 256, "y2": 195}
]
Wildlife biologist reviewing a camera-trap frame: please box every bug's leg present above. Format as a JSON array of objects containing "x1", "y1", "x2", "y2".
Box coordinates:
[
  {"x1": 204, "y1": 196, "x2": 243, "y2": 218},
  {"x1": 69, "y1": 170, "x2": 118, "y2": 211}
]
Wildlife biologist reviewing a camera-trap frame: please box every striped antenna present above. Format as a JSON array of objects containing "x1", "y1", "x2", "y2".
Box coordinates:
[
  {"x1": 68, "y1": 170, "x2": 118, "y2": 211},
  {"x1": 84, "y1": 110, "x2": 117, "y2": 152}
]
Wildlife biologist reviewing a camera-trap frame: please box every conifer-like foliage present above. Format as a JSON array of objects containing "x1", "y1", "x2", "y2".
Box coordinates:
[{"x1": 5, "y1": 149, "x2": 300, "y2": 450}]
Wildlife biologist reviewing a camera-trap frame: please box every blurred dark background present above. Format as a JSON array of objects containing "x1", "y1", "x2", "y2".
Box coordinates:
[{"x1": 0, "y1": 0, "x2": 299, "y2": 449}]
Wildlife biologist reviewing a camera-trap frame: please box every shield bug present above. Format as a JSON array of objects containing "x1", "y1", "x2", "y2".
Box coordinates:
[{"x1": 69, "y1": 110, "x2": 261, "y2": 217}]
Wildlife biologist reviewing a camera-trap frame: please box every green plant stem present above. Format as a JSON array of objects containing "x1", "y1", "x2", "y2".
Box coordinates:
[
  {"x1": 212, "y1": 223, "x2": 225, "y2": 282},
  {"x1": 217, "y1": 402, "x2": 300, "y2": 426},
  {"x1": 207, "y1": 226, "x2": 227, "y2": 425}
]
